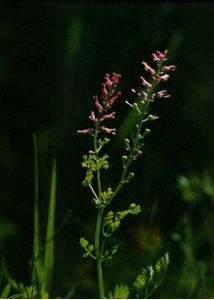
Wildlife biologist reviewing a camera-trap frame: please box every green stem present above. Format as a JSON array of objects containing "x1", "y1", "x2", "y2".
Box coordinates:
[
  {"x1": 89, "y1": 183, "x2": 100, "y2": 205},
  {"x1": 109, "y1": 122, "x2": 142, "y2": 203},
  {"x1": 93, "y1": 123, "x2": 105, "y2": 298},
  {"x1": 95, "y1": 207, "x2": 105, "y2": 298},
  {"x1": 94, "y1": 125, "x2": 102, "y2": 199}
]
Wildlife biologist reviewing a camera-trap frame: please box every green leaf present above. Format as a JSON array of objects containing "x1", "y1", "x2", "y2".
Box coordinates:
[
  {"x1": 80, "y1": 237, "x2": 95, "y2": 260},
  {"x1": 102, "y1": 203, "x2": 141, "y2": 237},
  {"x1": 109, "y1": 284, "x2": 130, "y2": 299},
  {"x1": 82, "y1": 169, "x2": 94, "y2": 187},
  {"x1": 101, "y1": 187, "x2": 113, "y2": 203},
  {"x1": 32, "y1": 134, "x2": 44, "y2": 292},
  {"x1": 102, "y1": 244, "x2": 119, "y2": 261},
  {"x1": 82, "y1": 154, "x2": 97, "y2": 171},
  {"x1": 80, "y1": 237, "x2": 89, "y2": 248},
  {"x1": 97, "y1": 154, "x2": 109, "y2": 170},
  {"x1": 132, "y1": 253, "x2": 169, "y2": 298},
  {"x1": 43, "y1": 158, "x2": 57, "y2": 294},
  {"x1": 98, "y1": 137, "x2": 110, "y2": 152},
  {"x1": 1, "y1": 283, "x2": 11, "y2": 298},
  {"x1": 128, "y1": 203, "x2": 141, "y2": 215}
]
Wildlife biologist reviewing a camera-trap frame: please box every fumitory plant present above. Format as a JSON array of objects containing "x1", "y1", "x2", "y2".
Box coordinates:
[{"x1": 77, "y1": 50, "x2": 176, "y2": 299}]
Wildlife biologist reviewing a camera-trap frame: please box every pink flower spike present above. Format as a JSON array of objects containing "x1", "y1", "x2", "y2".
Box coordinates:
[
  {"x1": 77, "y1": 128, "x2": 94, "y2": 135},
  {"x1": 142, "y1": 62, "x2": 156, "y2": 76},
  {"x1": 100, "y1": 125, "x2": 116, "y2": 135},
  {"x1": 101, "y1": 111, "x2": 116, "y2": 121},
  {"x1": 93, "y1": 95, "x2": 103, "y2": 113},
  {"x1": 161, "y1": 65, "x2": 176, "y2": 72},
  {"x1": 140, "y1": 76, "x2": 152, "y2": 89}
]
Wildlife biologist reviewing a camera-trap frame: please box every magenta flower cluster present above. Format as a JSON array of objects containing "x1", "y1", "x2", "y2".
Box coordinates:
[
  {"x1": 138, "y1": 50, "x2": 176, "y2": 100},
  {"x1": 77, "y1": 73, "x2": 122, "y2": 135}
]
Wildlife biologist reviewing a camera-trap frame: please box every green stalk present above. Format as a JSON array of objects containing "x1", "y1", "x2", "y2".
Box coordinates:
[
  {"x1": 93, "y1": 123, "x2": 105, "y2": 298},
  {"x1": 95, "y1": 207, "x2": 105, "y2": 299}
]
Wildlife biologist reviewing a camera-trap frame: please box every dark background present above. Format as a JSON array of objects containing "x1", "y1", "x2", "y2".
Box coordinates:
[{"x1": 0, "y1": 2, "x2": 214, "y2": 298}]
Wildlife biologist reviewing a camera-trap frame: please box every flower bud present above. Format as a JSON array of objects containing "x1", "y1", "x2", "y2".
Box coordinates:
[
  {"x1": 148, "y1": 114, "x2": 159, "y2": 121},
  {"x1": 127, "y1": 172, "x2": 135, "y2": 181},
  {"x1": 144, "y1": 128, "x2": 151, "y2": 135},
  {"x1": 124, "y1": 138, "x2": 130, "y2": 150},
  {"x1": 122, "y1": 155, "x2": 128, "y2": 162}
]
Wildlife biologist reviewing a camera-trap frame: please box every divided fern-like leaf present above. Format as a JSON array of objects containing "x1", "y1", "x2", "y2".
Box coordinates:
[
  {"x1": 109, "y1": 284, "x2": 130, "y2": 299},
  {"x1": 132, "y1": 253, "x2": 169, "y2": 298}
]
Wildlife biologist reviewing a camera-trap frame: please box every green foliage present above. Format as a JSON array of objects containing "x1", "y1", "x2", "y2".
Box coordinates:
[
  {"x1": 132, "y1": 253, "x2": 169, "y2": 298},
  {"x1": 97, "y1": 138, "x2": 110, "y2": 153},
  {"x1": 0, "y1": 283, "x2": 11, "y2": 299},
  {"x1": 109, "y1": 284, "x2": 130, "y2": 299},
  {"x1": 80, "y1": 237, "x2": 96, "y2": 259},
  {"x1": 177, "y1": 172, "x2": 214, "y2": 204},
  {"x1": 32, "y1": 134, "x2": 44, "y2": 295},
  {"x1": 32, "y1": 134, "x2": 57, "y2": 298},
  {"x1": 82, "y1": 153, "x2": 109, "y2": 187},
  {"x1": 101, "y1": 244, "x2": 119, "y2": 261},
  {"x1": 0, "y1": 279, "x2": 38, "y2": 299},
  {"x1": 169, "y1": 172, "x2": 214, "y2": 298},
  {"x1": 43, "y1": 159, "x2": 57, "y2": 293},
  {"x1": 102, "y1": 203, "x2": 141, "y2": 237},
  {"x1": 101, "y1": 187, "x2": 113, "y2": 204}
]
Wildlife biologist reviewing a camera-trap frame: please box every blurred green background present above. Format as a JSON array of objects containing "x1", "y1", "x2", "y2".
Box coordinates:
[{"x1": 0, "y1": 2, "x2": 214, "y2": 298}]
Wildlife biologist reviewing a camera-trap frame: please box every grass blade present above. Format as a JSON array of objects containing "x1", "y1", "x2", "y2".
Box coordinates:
[
  {"x1": 32, "y1": 133, "x2": 44, "y2": 294},
  {"x1": 43, "y1": 158, "x2": 57, "y2": 295}
]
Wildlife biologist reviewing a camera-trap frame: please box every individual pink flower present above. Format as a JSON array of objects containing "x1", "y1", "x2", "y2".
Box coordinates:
[
  {"x1": 142, "y1": 62, "x2": 156, "y2": 76},
  {"x1": 151, "y1": 50, "x2": 168, "y2": 63},
  {"x1": 77, "y1": 128, "x2": 94, "y2": 135},
  {"x1": 99, "y1": 126, "x2": 116, "y2": 135},
  {"x1": 140, "y1": 76, "x2": 152, "y2": 89},
  {"x1": 162, "y1": 65, "x2": 176, "y2": 72},
  {"x1": 93, "y1": 96, "x2": 103, "y2": 113},
  {"x1": 152, "y1": 90, "x2": 171, "y2": 99},
  {"x1": 142, "y1": 91, "x2": 148, "y2": 100},
  {"x1": 107, "y1": 91, "x2": 121, "y2": 108},
  {"x1": 154, "y1": 74, "x2": 170, "y2": 82},
  {"x1": 101, "y1": 83, "x2": 109, "y2": 101},
  {"x1": 100, "y1": 112, "x2": 116, "y2": 121},
  {"x1": 89, "y1": 111, "x2": 99, "y2": 122},
  {"x1": 111, "y1": 72, "x2": 121, "y2": 85},
  {"x1": 104, "y1": 73, "x2": 112, "y2": 86}
]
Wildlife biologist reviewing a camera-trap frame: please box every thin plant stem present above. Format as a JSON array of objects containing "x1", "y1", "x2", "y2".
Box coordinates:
[
  {"x1": 95, "y1": 207, "x2": 105, "y2": 298},
  {"x1": 93, "y1": 123, "x2": 105, "y2": 298}
]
